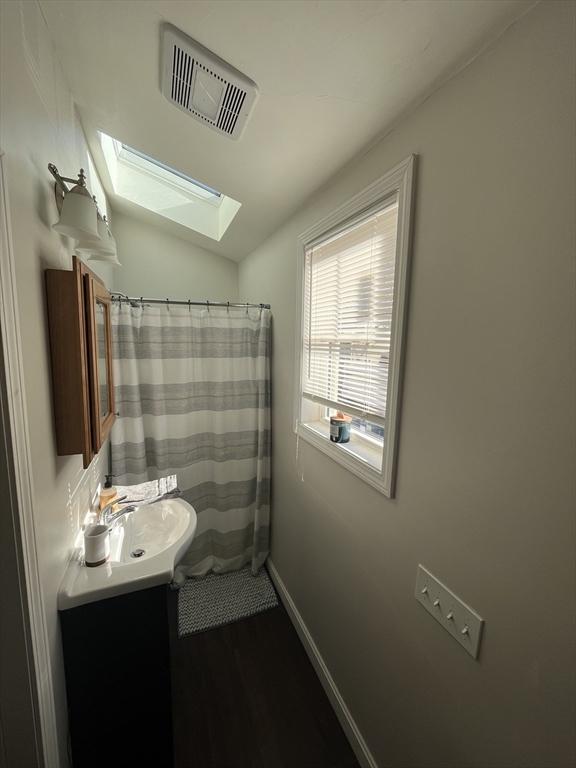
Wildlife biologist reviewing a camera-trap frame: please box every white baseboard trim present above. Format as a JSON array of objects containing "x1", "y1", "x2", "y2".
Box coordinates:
[{"x1": 267, "y1": 560, "x2": 378, "y2": 768}]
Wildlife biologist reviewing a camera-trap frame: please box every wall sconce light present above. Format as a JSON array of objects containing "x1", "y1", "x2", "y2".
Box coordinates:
[
  {"x1": 87, "y1": 219, "x2": 121, "y2": 266},
  {"x1": 75, "y1": 204, "x2": 122, "y2": 266},
  {"x1": 49, "y1": 164, "x2": 98, "y2": 239},
  {"x1": 48, "y1": 163, "x2": 121, "y2": 267}
]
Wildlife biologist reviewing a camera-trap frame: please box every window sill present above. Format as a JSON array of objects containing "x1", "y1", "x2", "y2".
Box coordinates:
[{"x1": 298, "y1": 420, "x2": 391, "y2": 496}]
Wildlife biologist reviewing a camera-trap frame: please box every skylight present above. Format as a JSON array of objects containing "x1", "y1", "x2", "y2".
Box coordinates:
[
  {"x1": 120, "y1": 144, "x2": 222, "y2": 202},
  {"x1": 99, "y1": 131, "x2": 241, "y2": 241}
]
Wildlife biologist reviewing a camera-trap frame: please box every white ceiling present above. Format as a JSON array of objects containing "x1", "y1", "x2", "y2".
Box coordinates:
[{"x1": 40, "y1": 0, "x2": 533, "y2": 262}]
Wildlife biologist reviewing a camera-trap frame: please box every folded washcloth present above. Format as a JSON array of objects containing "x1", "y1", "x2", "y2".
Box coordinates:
[{"x1": 114, "y1": 475, "x2": 181, "y2": 504}]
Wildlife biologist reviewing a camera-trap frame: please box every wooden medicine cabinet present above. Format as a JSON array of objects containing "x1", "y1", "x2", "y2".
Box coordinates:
[{"x1": 46, "y1": 256, "x2": 116, "y2": 468}]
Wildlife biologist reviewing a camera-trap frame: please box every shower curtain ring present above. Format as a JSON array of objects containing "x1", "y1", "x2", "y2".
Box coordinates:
[
  {"x1": 166, "y1": 298, "x2": 169, "y2": 311},
  {"x1": 206, "y1": 300, "x2": 210, "y2": 312},
  {"x1": 188, "y1": 299, "x2": 191, "y2": 312},
  {"x1": 246, "y1": 302, "x2": 249, "y2": 314},
  {"x1": 227, "y1": 301, "x2": 230, "y2": 313}
]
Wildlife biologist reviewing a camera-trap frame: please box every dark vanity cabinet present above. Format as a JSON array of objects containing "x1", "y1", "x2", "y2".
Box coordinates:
[
  {"x1": 46, "y1": 256, "x2": 115, "y2": 468},
  {"x1": 59, "y1": 586, "x2": 173, "y2": 768}
]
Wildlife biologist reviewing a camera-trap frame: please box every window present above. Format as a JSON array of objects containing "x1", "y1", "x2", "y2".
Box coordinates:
[
  {"x1": 295, "y1": 156, "x2": 416, "y2": 497},
  {"x1": 98, "y1": 131, "x2": 241, "y2": 241}
]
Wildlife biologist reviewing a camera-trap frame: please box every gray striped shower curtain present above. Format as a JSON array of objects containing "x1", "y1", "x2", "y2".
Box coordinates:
[{"x1": 110, "y1": 301, "x2": 271, "y2": 577}]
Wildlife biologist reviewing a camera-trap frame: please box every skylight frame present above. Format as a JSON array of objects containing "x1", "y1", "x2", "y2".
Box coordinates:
[
  {"x1": 98, "y1": 131, "x2": 241, "y2": 241},
  {"x1": 114, "y1": 140, "x2": 222, "y2": 206}
]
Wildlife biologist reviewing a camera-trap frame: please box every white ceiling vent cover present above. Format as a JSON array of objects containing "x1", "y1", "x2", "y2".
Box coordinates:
[{"x1": 161, "y1": 24, "x2": 258, "y2": 141}]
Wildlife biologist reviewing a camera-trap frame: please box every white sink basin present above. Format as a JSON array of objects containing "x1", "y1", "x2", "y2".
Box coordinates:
[
  {"x1": 58, "y1": 497, "x2": 197, "y2": 610},
  {"x1": 109, "y1": 499, "x2": 192, "y2": 564}
]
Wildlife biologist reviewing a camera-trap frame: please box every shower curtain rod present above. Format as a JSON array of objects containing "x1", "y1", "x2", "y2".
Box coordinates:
[{"x1": 110, "y1": 292, "x2": 270, "y2": 310}]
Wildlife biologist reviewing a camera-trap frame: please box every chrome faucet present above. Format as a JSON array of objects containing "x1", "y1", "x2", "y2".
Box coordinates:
[
  {"x1": 98, "y1": 491, "x2": 166, "y2": 527},
  {"x1": 98, "y1": 495, "x2": 134, "y2": 526}
]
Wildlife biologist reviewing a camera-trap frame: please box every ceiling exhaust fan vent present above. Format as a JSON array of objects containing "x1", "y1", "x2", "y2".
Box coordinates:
[{"x1": 161, "y1": 24, "x2": 258, "y2": 140}]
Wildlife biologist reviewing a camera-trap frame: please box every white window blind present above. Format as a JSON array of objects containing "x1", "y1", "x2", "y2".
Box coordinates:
[{"x1": 302, "y1": 196, "x2": 399, "y2": 426}]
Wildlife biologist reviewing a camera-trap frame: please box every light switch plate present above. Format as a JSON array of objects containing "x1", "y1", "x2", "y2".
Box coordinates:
[{"x1": 415, "y1": 564, "x2": 484, "y2": 659}]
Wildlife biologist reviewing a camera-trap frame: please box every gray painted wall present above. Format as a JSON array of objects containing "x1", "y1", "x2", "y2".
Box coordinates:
[
  {"x1": 111, "y1": 211, "x2": 239, "y2": 301},
  {"x1": 239, "y1": 3, "x2": 576, "y2": 766}
]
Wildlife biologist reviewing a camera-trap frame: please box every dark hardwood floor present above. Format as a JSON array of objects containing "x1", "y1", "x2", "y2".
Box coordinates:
[{"x1": 168, "y1": 587, "x2": 360, "y2": 768}]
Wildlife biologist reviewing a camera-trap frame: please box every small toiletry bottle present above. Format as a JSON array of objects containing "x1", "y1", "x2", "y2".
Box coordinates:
[
  {"x1": 329, "y1": 411, "x2": 352, "y2": 443},
  {"x1": 99, "y1": 475, "x2": 118, "y2": 512}
]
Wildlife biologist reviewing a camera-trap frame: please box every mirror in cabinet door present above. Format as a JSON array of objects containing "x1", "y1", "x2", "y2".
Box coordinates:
[{"x1": 85, "y1": 274, "x2": 115, "y2": 453}]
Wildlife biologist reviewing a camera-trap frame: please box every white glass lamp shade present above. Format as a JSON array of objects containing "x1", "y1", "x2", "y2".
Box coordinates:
[
  {"x1": 76, "y1": 215, "x2": 121, "y2": 267},
  {"x1": 75, "y1": 212, "x2": 107, "y2": 250},
  {"x1": 53, "y1": 184, "x2": 99, "y2": 240},
  {"x1": 88, "y1": 228, "x2": 122, "y2": 267}
]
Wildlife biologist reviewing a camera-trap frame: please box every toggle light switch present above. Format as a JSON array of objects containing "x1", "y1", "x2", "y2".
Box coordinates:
[{"x1": 415, "y1": 565, "x2": 484, "y2": 659}]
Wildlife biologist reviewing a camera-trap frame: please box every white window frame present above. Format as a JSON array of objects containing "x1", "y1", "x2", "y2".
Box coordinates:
[{"x1": 293, "y1": 155, "x2": 416, "y2": 497}]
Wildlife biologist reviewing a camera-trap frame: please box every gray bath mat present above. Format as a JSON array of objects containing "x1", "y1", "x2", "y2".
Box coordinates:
[{"x1": 178, "y1": 565, "x2": 278, "y2": 637}]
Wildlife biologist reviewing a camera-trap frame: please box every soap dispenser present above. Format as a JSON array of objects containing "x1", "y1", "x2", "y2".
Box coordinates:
[{"x1": 99, "y1": 474, "x2": 118, "y2": 512}]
